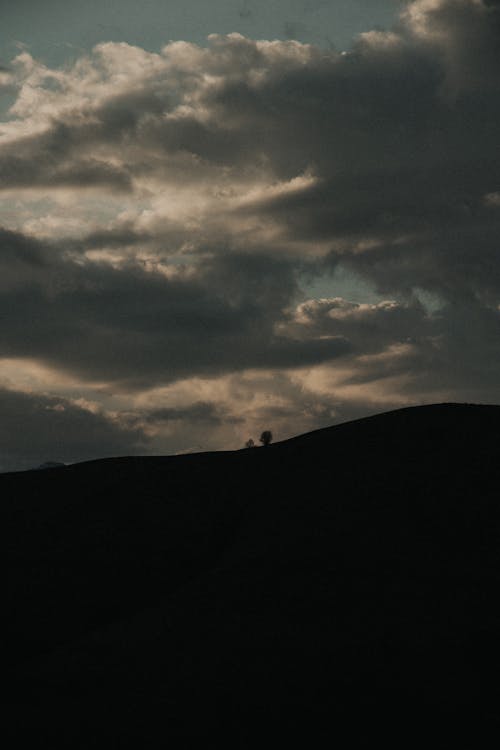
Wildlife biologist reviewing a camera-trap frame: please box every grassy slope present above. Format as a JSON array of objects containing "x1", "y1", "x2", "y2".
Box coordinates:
[{"x1": 5, "y1": 403, "x2": 500, "y2": 744}]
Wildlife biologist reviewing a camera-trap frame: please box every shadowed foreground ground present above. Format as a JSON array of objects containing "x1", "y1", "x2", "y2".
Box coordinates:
[{"x1": 4, "y1": 404, "x2": 500, "y2": 745}]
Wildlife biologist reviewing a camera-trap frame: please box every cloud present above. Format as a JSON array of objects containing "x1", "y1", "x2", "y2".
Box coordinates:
[
  {"x1": 144, "y1": 401, "x2": 244, "y2": 426},
  {"x1": 0, "y1": 0, "x2": 499, "y2": 458},
  {"x1": 0, "y1": 228, "x2": 350, "y2": 387},
  {"x1": 6, "y1": 4, "x2": 493, "y2": 297},
  {"x1": 281, "y1": 298, "x2": 433, "y2": 351},
  {"x1": 0, "y1": 387, "x2": 147, "y2": 472}
]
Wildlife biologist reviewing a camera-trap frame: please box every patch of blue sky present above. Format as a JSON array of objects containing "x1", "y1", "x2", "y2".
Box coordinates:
[
  {"x1": 301, "y1": 264, "x2": 385, "y2": 304},
  {"x1": 0, "y1": 1, "x2": 402, "y2": 67}
]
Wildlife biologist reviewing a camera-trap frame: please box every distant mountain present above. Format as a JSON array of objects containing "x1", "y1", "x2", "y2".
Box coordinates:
[
  {"x1": 5, "y1": 404, "x2": 500, "y2": 745},
  {"x1": 33, "y1": 461, "x2": 66, "y2": 471}
]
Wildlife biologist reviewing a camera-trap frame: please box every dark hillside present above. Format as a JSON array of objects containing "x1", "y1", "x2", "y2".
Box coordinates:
[{"x1": 5, "y1": 403, "x2": 500, "y2": 745}]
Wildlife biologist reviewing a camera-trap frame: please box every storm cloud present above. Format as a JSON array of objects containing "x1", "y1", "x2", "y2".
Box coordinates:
[
  {"x1": 1, "y1": 0, "x2": 500, "y2": 465},
  {"x1": 0, "y1": 387, "x2": 147, "y2": 472}
]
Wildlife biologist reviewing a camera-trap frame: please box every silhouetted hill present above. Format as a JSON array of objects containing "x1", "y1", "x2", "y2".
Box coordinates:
[{"x1": 5, "y1": 404, "x2": 500, "y2": 745}]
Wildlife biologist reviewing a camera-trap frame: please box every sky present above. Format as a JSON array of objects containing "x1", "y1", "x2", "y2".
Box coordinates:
[{"x1": 0, "y1": 0, "x2": 499, "y2": 470}]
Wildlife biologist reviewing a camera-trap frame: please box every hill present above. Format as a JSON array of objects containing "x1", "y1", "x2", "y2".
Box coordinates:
[{"x1": 5, "y1": 403, "x2": 500, "y2": 745}]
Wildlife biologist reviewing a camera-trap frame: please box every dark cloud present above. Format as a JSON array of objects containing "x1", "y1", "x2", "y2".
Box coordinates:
[
  {"x1": 0, "y1": 150, "x2": 132, "y2": 192},
  {"x1": 67, "y1": 226, "x2": 152, "y2": 251},
  {"x1": 145, "y1": 401, "x2": 243, "y2": 426},
  {"x1": 0, "y1": 387, "x2": 147, "y2": 472},
  {"x1": 281, "y1": 297, "x2": 434, "y2": 351},
  {"x1": 0, "y1": 227, "x2": 51, "y2": 292},
  {"x1": 0, "y1": 226, "x2": 49, "y2": 267},
  {"x1": 199, "y1": 1, "x2": 500, "y2": 312},
  {"x1": 1, "y1": 0, "x2": 500, "y2": 454},
  {"x1": 0, "y1": 229, "x2": 350, "y2": 387}
]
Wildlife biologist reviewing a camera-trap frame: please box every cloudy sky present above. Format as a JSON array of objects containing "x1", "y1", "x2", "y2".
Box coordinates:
[{"x1": 0, "y1": 0, "x2": 499, "y2": 470}]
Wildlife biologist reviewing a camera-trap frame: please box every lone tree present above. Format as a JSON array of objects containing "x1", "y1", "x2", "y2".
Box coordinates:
[
  {"x1": 259, "y1": 430, "x2": 273, "y2": 447},
  {"x1": 245, "y1": 438, "x2": 255, "y2": 448}
]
